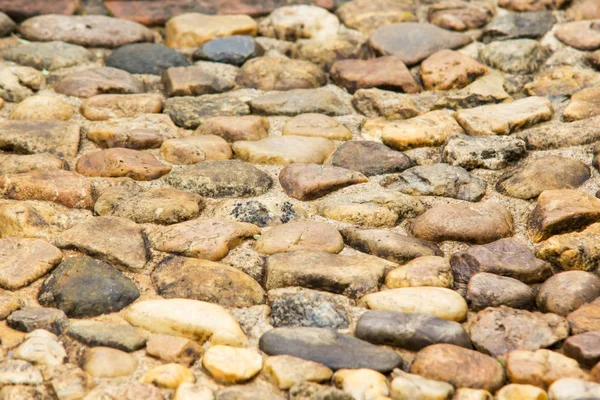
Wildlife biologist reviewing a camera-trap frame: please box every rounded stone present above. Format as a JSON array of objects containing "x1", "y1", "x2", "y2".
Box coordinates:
[
  {"x1": 82, "y1": 347, "x2": 137, "y2": 378},
  {"x1": 9, "y1": 96, "x2": 74, "y2": 121},
  {"x1": 537, "y1": 271, "x2": 600, "y2": 316},
  {"x1": 193, "y1": 35, "x2": 264, "y2": 66},
  {"x1": 105, "y1": 43, "x2": 190, "y2": 75},
  {"x1": 202, "y1": 345, "x2": 263, "y2": 383},
  {"x1": 467, "y1": 272, "x2": 536, "y2": 311}
]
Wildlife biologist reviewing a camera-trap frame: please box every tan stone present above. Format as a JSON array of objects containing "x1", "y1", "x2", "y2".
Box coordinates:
[
  {"x1": 195, "y1": 115, "x2": 269, "y2": 142},
  {"x1": 13, "y1": 333, "x2": 66, "y2": 366},
  {"x1": 160, "y1": 135, "x2": 232, "y2": 164},
  {"x1": 76, "y1": 148, "x2": 171, "y2": 181},
  {"x1": 202, "y1": 345, "x2": 262, "y2": 383},
  {"x1": 236, "y1": 57, "x2": 326, "y2": 91},
  {"x1": 0, "y1": 238, "x2": 62, "y2": 290},
  {"x1": 525, "y1": 66, "x2": 600, "y2": 97},
  {"x1": 555, "y1": 20, "x2": 600, "y2": 51},
  {"x1": 256, "y1": 221, "x2": 343, "y2": 255},
  {"x1": 535, "y1": 223, "x2": 600, "y2": 272},
  {"x1": 82, "y1": 347, "x2": 137, "y2": 378},
  {"x1": 80, "y1": 93, "x2": 163, "y2": 121},
  {"x1": 333, "y1": 369, "x2": 390, "y2": 399},
  {"x1": 9, "y1": 96, "x2": 73, "y2": 121},
  {"x1": 0, "y1": 153, "x2": 66, "y2": 174},
  {"x1": 146, "y1": 334, "x2": 203, "y2": 367},
  {"x1": 55, "y1": 67, "x2": 144, "y2": 98},
  {"x1": 0, "y1": 290, "x2": 20, "y2": 320},
  {"x1": 162, "y1": 64, "x2": 237, "y2": 96},
  {"x1": 0, "y1": 119, "x2": 80, "y2": 158},
  {"x1": 499, "y1": 0, "x2": 566, "y2": 10},
  {"x1": 495, "y1": 384, "x2": 547, "y2": 400},
  {"x1": 174, "y1": 383, "x2": 214, "y2": 400},
  {"x1": 385, "y1": 256, "x2": 453, "y2": 289},
  {"x1": 382, "y1": 110, "x2": 464, "y2": 150},
  {"x1": 0, "y1": 63, "x2": 45, "y2": 102},
  {"x1": 567, "y1": 298, "x2": 600, "y2": 334},
  {"x1": 390, "y1": 370, "x2": 454, "y2": 400},
  {"x1": 0, "y1": 170, "x2": 93, "y2": 209},
  {"x1": 232, "y1": 136, "x2": 335, "y2": 165},
  {"x1": 452, "y1": 388, "x2": 493, "y2": 400},
  {"x1": 279, "y1": 164, "x2": 368, "y2": 201},
  {"x1": 336, "y1": 0, "x2": 417, "y2": 35},
  {"x1": 563, "y1": 87, "x2": 600, "y2": 122},
  {"x1": 259, "y1": 5, "x2": 340, "y2": 41},
  {"x1": 141, "y1": 363, "x2": 195, "y2": 389},
  {"x1": 421, "y1": 50, "x2": 487, "y2": 91},
  {"x1": 165, "y1": 13, "x2": 257, "y2": 48},
  {"x1": 506, "y1": 350, "x2": 587, "y2": 390},
  {"x1": 263, "y1": 355, "x2": 333, "y2": 389},
  {"x1": 427, "y1": 1, "x2": 495, "y2": 31},
  {"x1": 435, "y1": 73, "x2": 511, "y2": 110},
  {"x1": 283, "y1": 114, "x2": 352, "y2": 141},
  {"x1": 361, "y1": 287, "x2": 468, "y2": 322}
]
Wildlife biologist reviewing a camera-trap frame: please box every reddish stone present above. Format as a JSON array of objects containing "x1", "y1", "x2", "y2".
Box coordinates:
[{"x1": 0, "y1": 0, "x2": 80, "y2": 21}]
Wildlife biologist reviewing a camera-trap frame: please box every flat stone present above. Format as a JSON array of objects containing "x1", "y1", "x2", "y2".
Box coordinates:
[
  {"x1": 147, "y1": 218, "x2": 259, "y2": 260},
  {"x1": 203, "y1": 345, "x2": 262, "y2": 383},
  {"x1": 164, "y1": 160, "x2": 272, "y2": 197},
  {"x1": 236, "y1": 57, "x2": 325, "y2": 91},
  {"x1": 210, "y1": 198, "x2": 305, "y2": 227},
  {"x1": 0, "y1": 289, "x2": 19, "y2": 320},
  {"x1": 467, "y1": 272, "x2": 535, "y2": 311},
  {"x1": 162, "y1": 63, "x2": 238, "y2": 97},
  {"x1": 0, "y1": 360, "x2": 43, "y2": 385},
  {"x1": 250, "y1": 85, "x2": 354, "y2": 116},
  {"x1": 411, "y1": 202, "x2": 514, "y2": 244},
  {"x1": 146, "y1": 334, "x2": 202, "y2": 366},
  {"x1": 537, "y1": 271, "x2": 600, "y2": 316},
  {"x1": 291, "y1": 30, "x2": 369, "y2": 71},
  {"x1": 451, "y1": 237, "x2": 552, "y2": 284},
  {"x1": 160, "y1": 135, "x2": 232, "y2": 164},
  {"x1": 455, "y1": 96, "x2": 553, "y2": 136},
  {"x1": 330, "y1": 56, "x2": 420, "y2": 94},
  {"x1": 80, "y1": 93, "x2": 163, "y2": 121},
  {"x1": 382, "y1": 110, "x2": 464, "y2": 150},
  {"x1": 124, "y1": 298, "x2": 248, "y2": 347},
  {"x1": 411, "y1": 344, "x2": 505, "y2": 393},
  {"x1": 529, "y1": 189, "x2": 600, "y2": 242},
  {"x1": 68, "y1": 320, "x2": 149, "y2": 352},
  {"x1": 563, "y1": 331, "x2": 600, "y2": 368},
  {"x1": 233, "y1": 136, "x2": 334, "y2": 165},
  {"x1": 390, "y1": 370, "x2": 454, "y2": 400},
  {"x1": 370, "y1": 22, "x2": 471, "y2": 66},
  {"x1": 259, "y1": 327, "x2": 403, "y2": 372},
  {"x1": 522, "y1": 115, "x2": 600, "y2": 150},
  {"x1": 0, "y1": 238, "x2": 62, "y2": 290},
  {"x1": 0, "y1": 169, "x2": 93, "y2": 209},
  {"x1": 56, "y1": 216, "x2": 147, "y2": 270},
  {"x1": 164, "y1": 93, "x2": 250, "y2": 129},
  {"x1": 263, "y1": 355, "x2": 333, "y2": 390},
  {"x1": 497, "y1": 156, "x2": 590, "y2": 200},
  {"x1": 39, "y1": 255, "x2": 139, "y2": 318},
  {"x1": 535, "y1": 223, "x2": 600, "y2": 272},
  {"x1": 0, "y1": 120, "x2": 80, "y2": 158},
  {"x1": 265, "y1": 249, "x2": 390, "y2": 298},
  {"x1": 106, "y1": 43, "x2": 189, "y2": 75},
  {"x1": 0, "y1": 62, "x2": 44, "y2": 102},
  {"x1": 568, "y1": 297, "x2": 600, "y2": 334},
  {"x1": 279, "y1": 164, "x2": 367, "y2": 201},
  {"x1": 355, "y1": 310, "x2": 471, "y2": 351},
  {"x1": 335, "y1": 0, "x2": 416, "y2": 35},
  {"x1": 193, "y1": 35, "x2": 263, "y2": 66},
  {"x1": 283, "y1": 114, "x2": 352, "y2": 141},
  {"x1": 258, "y1": 5, "x2": 339, "y2": 41},
  {"x1": 55, "y1": 67, "x2": 144, "y2": 98},
  {"x1": 3, "y1": 41, "x2": 93, "y2": 71},
  {"x1": 564, "y1": 87, "x2": 600, "y2": 121},
  {"x1": 7, "y1": 307, "x2": 68, "y2": 335},
  {"x1": 18, "y1": 15, "x2": 154, "y2": 48},
  {"x1": 269, "y1": 290, "x2": 349, "y2": 329},
  {"x1": 434, "y1": 73, "x2": 511, "y2": 110},
  {"x1": 82, "y1": 347, "x2": 137, "y2": 378},
  {"x1": 526, "y1": 66, "x2": 600, "y2": 98},
  {"x1": 289, "y1": 382, "x2": 353, "y2": 400},
  {"x1": 141, "y1": 363, "x2": 195, "y2": 389},
  {"x1": 468, "y1": 306, "x2": 569, "y2": 357},
  {"x1": 333, "y1": 369, "x2": 389, "y2": 400},
  {"x1": 256, "y1": 221, "x2": 344, "y2": 255},
  {"x1": 443, "y1": 134, "x2": 527, "y2": 170},
  {"x1": 195, "y1": 115, "x2": 269, "y2": 142},
  {"x1": 0, "y1": 12, "x2": 14, "y2": 36},
  {"x1": 76, "y1": 148, "x2": 171, "y2": 180},
  {"x1": 331, "y1": 141, "x2": 412, "y2": 176},
  {"x1": 165, "y1": 13, "x2": 257, "y2": 48},
  {"x1": 480, "y1": 39, "x2": 548, "y2": 74},
  {"x1": 506, "y1": 349, "x2": 588, "y2": 390},
  {"x1": 421, "y1": 50, "x2": 487, "y2": 91},
  {"x1": 385, "y1": 255, "x2": 453, "y2": 289},
  {"x1": 427, "y1": 0, "x2": 495, "y2": 31},
  {"x1": 382, "y1": 163, "x2": 487, "y2": 202},
  {"x1": 481, "y1": 11, "x2": 555, "y2": 42},
  {"x1": 9, "y1": 95, "x2": 73, "y2": 121},
  {"x1": 555, "y1": 20, "x2": 600, "y2": 51}
]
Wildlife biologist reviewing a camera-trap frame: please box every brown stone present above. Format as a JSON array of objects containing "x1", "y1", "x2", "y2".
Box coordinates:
[
  {"x1": 232, "y1": 136, "x2": 335, "y2": 165},
  {"x1": 382, "y1": 110, "x2": 464, "y2": 150},
  {"x1": 499, "y1": 0, "x2": 568, "y2": 11},
  {"x1": 103, "y1": 0, "x2": 212, "y2": 26},
  {"x1": 0, "y1": 0, "x2": 79, "y2": 21},
  {"x1": 331, "y1": 141, "x2": 413, "y2": 176},
  {"x1": 146, "y1": 334, "x2": 202, "y2": 366},
  {"x1": 195, "y1": 116, "x2": 269, "y2": 142},
  {"x1": 162, "y1": 64, "x2": 236, "y2": 96},
  {"x1": 421, "y1": 50, "x2": 487, "y2": 91},
  {"x1": 330, "y1": 56, "x2": 420, "y2": 94},
  {"x1": 282, "y1": 114, "x2": 352, "y2": 141},
  {"x1": 55, "y1": 67, "x2": 144, "y2": 98},
  {"x1": 335, "y1": 0, "x2": 417, "y2": 35},
  {"x1": 165, "y1": 13, "x2": 257, "y2": 48},
  {"x1": 567, "y1": 0, "x2": 600, "y2": 21},
  {"x1": 564, "y1": 331, "x2": 600, "y2": 368},
  {"x1": 535, "y1": 223, "x2": 600, "y2": 273},
  {"x1": 467, "y1": 273, "x2": 535, "y2": 311},
  {"x1": 291, "y1": 32, "x2": 369, "y2": 71},
  {"x1": 427, "y1": 0, "x2": 496, "y2": 31},
  {"x1": 9, "y1": 96, "x2": 74, "y2": 121},
  {"x1": 564, "y1": 87, "x2": 600, "y2": 121},
  {"x1": 537, "y1": 271, "x2": 600, "y2": 316},
  {"x1": 0, "y1": 238, "x2": 62, "y2": 290},
  {"x1": 0, "y1": 289, "x2": 20, "y2": 320},
  {"x1": 236, "y1": 57, "x2": 326, "y2": 91},
  {"x1": 529, "y1": 189, "x2": 600, "y2": 243},
  {"x1": 160, "y1": 135, "x2": 232, "y2": 164},
  {"x1": 256, "y1": 221, "x2": 344, "y2": 255},
  {"x1": 0, "y1": 170, "x2": 93, "y2": 209},
  {"x1": 76, "y1": 148, "x2": 171, "y2": 181},
  {"x1": 568, "y1": 298, "x2": 600, "y2": 334},
  {"x1": 279, "y1": 164, "x2": 368, "y2": 201},
  {"x1": 411, "y1": 344, "x2": 504, "y2": 393},
  {"x1": 0, "y1": 120, "x2": 80, "y2": 158},
  {"x1": 80, "y1": 93, "x2": 163, "y2": 121},
  {"x1": 555, "y1": 20, "x2": 600, "y2": 51},
  {"x1": 0, "y1": 153, "x2": 66, "y2": 174},
  {"x1": 385, "y1": 256, "x2": 453, "y2": 288}
]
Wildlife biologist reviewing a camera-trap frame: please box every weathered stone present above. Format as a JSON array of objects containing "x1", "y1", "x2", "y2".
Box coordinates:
[
  {"x1": 13, "y1": 332, "x2": 66, "y2": 366},
  {"x1": 370, "y1": 22, "x2": 471, "y2": 66},
  {"x1": 164, "y1": 93, "x2": 250, "y2": 129},
  {"x1": 0, "y1": 62, "x2": 44, "y2": 102},
  {"x1": 522, "y1": 115, "x2": 600, "y2": 150},
  {"x1": 194, "y1": 35, "x2": 263, "y2": 66},
  {"x1": 468, "y1": 306, "x2": 569, "y2": 357},
  {"x1": 443, "y1": 134, "x2": 527, "y2": 170},
  {"x1": 434, "y1": 73, "x2": 511, "y2": 110},
  {"x1": 411, "y1": 344, "x2": 504, "y2": 392},
  {"x1": 256, "y1": 221, "x2": 343, "y2": 255},
  {"x1": 336, "y1": 0, "x2": 417, "y2": 35},
  {"x1": 386, "y1": 256, "x2": 453, "y2": 289},
  {"x1": 0, "y1": 238, "x2": 61, "y2": 290},
  {"x1": 250, "y1": 85, "x2": 354, "y2": 116},
  {"x1": 0, "y1": 360, "x2": 43, "y2": 385},
  {"x1": 259, "y1": 5, "x2": 339, "y2": 41},
  {"x1": 555, "y1": 20, "x2": 600, "y2": 51},
  {"x1": 80, "y1": 93, "x2": 163, "y2": 121},
  {"x1": 331, "y1": 141, "x2": 413, "y2": 176},
  {"x1": 160, "y1": 135, "x2": 232, "y2": 164},
  {"x1": 51, "y1": 368, "x2": 94, "y2": 400},
  {"x1": 537, "y1": 271, "x2": 600, "y2": 316},
  {"x1": 564, "y1": 86, "x2": 600, "y2": 121},
  {"x1": 550, "y1": 379, "x2": 600, "y2": 400},
  {"x1": 289, "y1": 382, "x2": 353, "y2": 400},
  {"x1": 536, "y1": 223, "x2": 600, "y2": 272},
  {"x1": 146, "y1": 334, "x2": 203, "y2": 367},
  {"x1": 236, "y1": 57, "x2": 325, "y2": 91},
  {"x1": 452, "y1": 389, "x2": 493, "y2": 400},
  {"x1": 76, "y1": 148, "x2": 171, "y2": 180},
  {"x1": 564, "y1": 331, "x2": 600, "y2": 368},
  {"x1": 9, "y1": 96, "x2": 74, "y2": 121},
  {"x1": 390, "y1": 370, "x2": 454, "y2": 400},
  {"x1": 210, "y1": 198, "x2": 305, "y2": 228},
  {"x1": 283, "y1": 114, "x2": 352, "y2": 141},
  {"x1": 82, "y1": 347, "x2": 137, "y2": 378},
  {"x1": 7, "y1": 307, "x2": 68, "y2": 335},
  {"x1": 0, "y1": 119, "x2": 79, "y2": 158},
  {"x1": 263, "y1": 355, "x2": 333, "y2": 390},
  {"x1": 480, "y1": 39, "x2": 548, "y2": 74},
  {"x1": 291, "y1": 30, "x2": 369, "y2": 71},
  {"x1": 467, "y1": 273, "x2": 535, "y2": 311},
  {"x1": 141, "y1": 363, "x2": 195, "y2": 389},
  {"x1": 162, "y1": 63, "x2": 238, "y2": 97},
  {"x1": 279, "y1": 164, "x2": 367, "y2": 201},
  {"x1": 68, "y1": 320, "x2": 149, "y2": 352},
  {"x1": 233, "y1": 136, "x2": 335, "y2": 165},
  {"x1": 39, "y1": 256, "x2": 140, "y2": 318},
  {"x1": 216, "y1": 386, "x2": 284, "y2": 400},
  {"x1": 203, "y1": 345, "x2": 262, "y2": 383},
  {"x1": 0, "y1": 289, "x2": 19, "y2": 320},
  {"x1": 106, "y1": 43, "x2": 189, "y2": 75},
  {"x1": 195, "y1": 115, "x2": 269, "y2": 142},
  {"x1": 481, "y1": 11, "x2": 555, "y2": 42},
  {"x1": 382, "y1": 163, "x2": 487, "y2": 202},
  {"x1": 269, "y1": 289, "x2": 349, "y2": 329},
  {"x1": 259, "y1": 327, "x2": 403, "y2": 372},
  {"x1": 421, "y1": 50, "x2": 487, "y2": 91},
  {"x1": 165, "y1": 13, "x2": 257, "y2": 48},
  {"x1": 55, "y1": 67, "x2": 144, "y2": 98},
  {"x1": 524, "y1": 66, "x2": 600, "y2": 97},
  {"x1": 427, "y1": 0, "x2": 495, "y2": 31},
  {"x1": 3, "y1": 41, "x2": 93, "y2": 71}
]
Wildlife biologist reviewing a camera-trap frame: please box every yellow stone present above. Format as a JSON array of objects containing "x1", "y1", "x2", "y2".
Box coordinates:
[
  {"x1": 141, "y1": 363, "x2": 195, "y2": 389},
  {"x1": 382, "y1": 110, "x2": 464, "y2": 150},
  {"x1": 263, "y1": 355, "x2": 333, "y2": 389},
  {"x1": 496, "y1": 384, "x2": 547, "y2": 400},
  {"x1": 165, "y1": 13, "x2": 258, "y2": 48},
  {"x1": 202, "y1": 345, "x2": 263, "y2": 383}
]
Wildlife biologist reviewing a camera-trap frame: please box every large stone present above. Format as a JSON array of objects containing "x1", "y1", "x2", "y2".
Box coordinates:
[
  {"x1": 480, "y1": 39, "x2": 548, "y2": 74},
  {"x1": 164, "y1": 93, "x2": 250, "y2": 129},
  {"x1": 0, "y1": 119, "x2": 80, "y2": 158},
  {"x1": 164, "y1": 160, "x2": 271, "y2": 197},
  {"x1": 263, "y1": 355, "x2": 333, "y2": 390},
  {"x1": 55, "y1": 67, "x2": 144, "y2": 98},
  {"x1": 564, "y1": 331, "x2": 600, "y2": 368},
  {"x1": 80, "y1": 93, "x2": 163, "y2": 121},
  {"x1": 160, "y1": 135, "x2": 232, "y2": 164},
  {"x1": 76, "y1": 148, "x2": 171, "y2": 181},
  {"x1": 3, "y1": 41, "x2": 93, "y2": 71},
  {"x1": 68, "y1": 320, "x2": 149, "y2": 352},
  {"x1": 39, "y1": 256, "x2": 139, "y2": 318},
  {"x1": 529, "y1": 189, "x2": 600, "y2": 242},
  {"x1": 443, "y1": 134, "x2": 527, "y2": 170},
  {"x1": 106, "y1": 43, "x2": 189, "y2": 75},
  {"x1": 331, "y1": 141, "x2": 413, "y2": 176},
  {"x1": 555, "y1": 20, "x2": 600, "y2": 51},
  {"x1": 0, "y1": 153, "x2": 65, "y2": 174},
  {"x1": 451, "y1": 237, "x2": 552, "y2": 284},
  {"x1": 335, "y1": 0, "x2": 417, "y2": 35},
  {"x1": 468, "y1": 306, "x2": 569, "y2": 357},
  {"x1": 411, "y1": 344, "x2": 504, "y2": 392},
  {"x1": 0, "y1": 62, "x2": 44, "y2": 102},
  {"x1": 279, "y1": 164, "x2": 367, "y2": 201},
  {"x1": 427, "y1": 0, "x2": 495, "y2": 31},
  {"x1": 535, "y1": 223, "x2": 600, "y2": 272},
  {"x1": 259, "y1": 327, "x2": 403, "y2": 372},
  {"x1": 497, "y1": 156, "x2": 590, "y2": 200},
  {"x1": 265, "y1": 250, "x2": 390, "y2": 298},
  {"x1": 385, "y1": 256, "x2": 453, "y2": 289},
  {"x1": 152, "y1": 256, "x2": 265, "y2": 308},
  {"x1": 525, "y1": 66, "x2": 600, "y2": 98},
  {"x1": 9, "y1": 95, "x2": 74, "y2": 121},
  {"x1": 355, "y1": 310, "x2": 471, "y2": 351},
  {"x1": 55, "y1": 216, "x2": 147, "y2": 271},
  {"x1": 282, "y1": 114, "x2": 352, "y2": 141},
  {"x1": 236, "y1": 57, "x2": 325, "y2": 91},
  {"x1": 467, "y1": 273, "x2": 535, "y2": 311},
  {"x1": 420, "y1": 50, "x2": 487, "y2": 91},
  {"x1": 370, "y1": 22, "x2": 471, "y2": 66},
  {"x1": 537, "y1": 271, "x2": 600, "y2": 316},
  {"x1": 162, "y1": 63, "x2": 238, "y2": 97},
  {"x1": 233, "y1": 136, "x2": 335, "y2": 165},
  {"x1": 195, "y1": 115, "x2": 269, "y2": 142},
  {"x1": 411, "y1": 203, "x2": 514, "y2": 244},
  {"x1": 6, "y1": 307, "x2": 68, "y2": 335},
  {"x1": 382, "y1": 163, "x2": 487, "y2": 202},
  {"x1": 193, "y1": 35, "x2": 263, "y2": 66},
  {"x1": 0, "y1": 238, "x2": 61, "y2": 290},
  {"x1": 250, "y1": 85, "x2": 354, "y2": 116},
  {"x1": 203, "y1": 345, "x2": 262, "y2": 383},
  {"x1": 18, "y1": 15, "x2": 154, "y2": 48},
  {"x1": 256, "y1": 221, "x2": 343, "y2": 255},
  {"x1": 563, "y1": 86, "x2": 600, "y2": 121},
  {"x1": 165, "y1": 13, "x2": 257, "y2": 48},
  {"x1": 481, "y1": 11, "x2": 555, "y2": 42}
]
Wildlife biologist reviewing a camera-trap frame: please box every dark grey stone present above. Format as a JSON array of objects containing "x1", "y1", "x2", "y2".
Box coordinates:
[
  {"x1": 105, "y1": 43, "x2": 190, "y2": 75},
  {"x1": 193, "y1": 35, "x2": 264, "y2": 66}
]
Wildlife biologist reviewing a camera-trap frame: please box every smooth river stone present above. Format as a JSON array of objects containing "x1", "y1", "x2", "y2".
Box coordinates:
[{"x1": 232, "y1": 136, "x2": 335, "y2": 165}]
